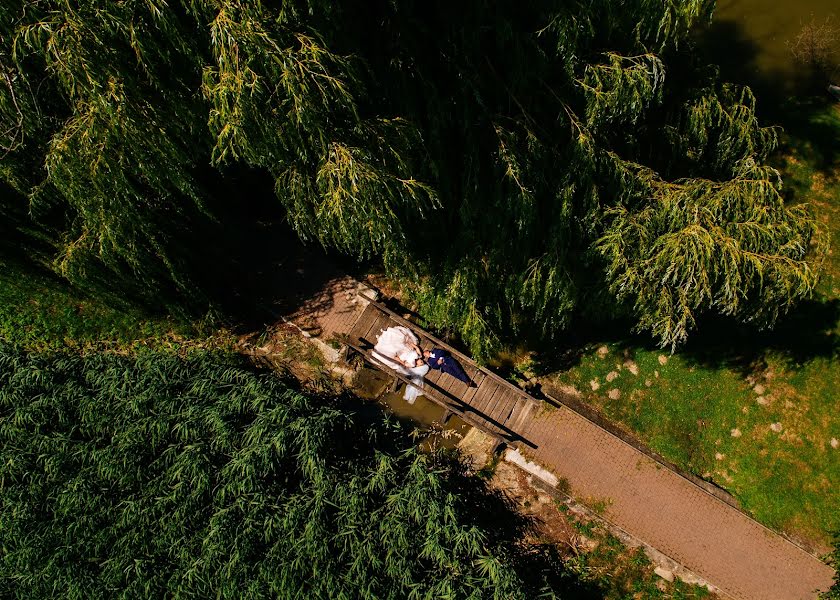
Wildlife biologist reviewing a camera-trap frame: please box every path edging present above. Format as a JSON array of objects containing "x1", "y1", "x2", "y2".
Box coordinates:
[{"x1": 540, "y1": 387, "x2": 832, "y2": 565}]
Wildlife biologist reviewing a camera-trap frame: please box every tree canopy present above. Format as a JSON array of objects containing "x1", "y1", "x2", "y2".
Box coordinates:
[
  {"x1": 0, "y1": 0, "x2": 824, "y2": 356},
  {"x1": 0, "y1": 344, "x2": 583, "y2": 598}
]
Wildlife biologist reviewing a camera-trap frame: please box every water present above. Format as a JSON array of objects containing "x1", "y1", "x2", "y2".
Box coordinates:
[
  {"x1": 703, "y1": 0, "x2": 840, "y2": 94},
  {"x1": 378, "y1": 390, "x2": 472, "y2": 450},
  {"x1": 353, "y1": 367, "x2": 471, "y2": 450}
]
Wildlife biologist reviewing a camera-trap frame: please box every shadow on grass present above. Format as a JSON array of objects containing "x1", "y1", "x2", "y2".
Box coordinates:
[
  {"x1": 180, "y1": 169, "x2": 351, "y2": 332},
  {"x1": 527, "y1": 296, "x2": 839, "y2": 379},
  {"x1": 0, "y1": 172, "x2": 354, "y2": 337},
  {"x1": 679, "y1": 298, "x2": 840, "y2": 374},
  {"x1": 776, "y1": 97, "x2": 840, "y2": 177}
]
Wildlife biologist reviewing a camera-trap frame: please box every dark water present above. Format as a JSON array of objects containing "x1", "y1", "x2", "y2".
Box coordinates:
[
  {"x1": 703, "y1": 0, "x2": 840, "y2": 96},
  {"x1": 353, "y1": 368, "x2": 471, "y2": 450},
  {"x1": 378, "y1": 390, "x2": 472, "y2": 450}
]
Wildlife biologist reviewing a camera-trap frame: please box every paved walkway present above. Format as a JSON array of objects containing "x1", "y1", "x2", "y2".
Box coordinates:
[
  {"x1": 283, "y1": 276, "x2": 836, "y2": 600},
  {"x1": 521, "y1": 404, "x2": 834, "y2": 599}
]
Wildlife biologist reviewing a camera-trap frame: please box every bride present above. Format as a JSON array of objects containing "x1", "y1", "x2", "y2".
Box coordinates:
[{"x1": 371, "y1": 326, "x2": 430, "y2": 403}]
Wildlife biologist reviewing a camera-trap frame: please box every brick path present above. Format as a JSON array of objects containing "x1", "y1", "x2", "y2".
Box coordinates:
[
  {"x1": 520, "y1": 405, "x2": 834, "y2": 599},
  {"x1": 284, "y1": 277, "x2": 836, "y2": 600},
  {"x1": 286, "y1": 274, "x2": 368, "y2": 340}
]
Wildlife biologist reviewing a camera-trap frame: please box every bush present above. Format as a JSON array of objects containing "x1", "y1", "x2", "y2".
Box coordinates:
[{"x1": 0, "y1": 345, "x2": 574, "y2": 598}]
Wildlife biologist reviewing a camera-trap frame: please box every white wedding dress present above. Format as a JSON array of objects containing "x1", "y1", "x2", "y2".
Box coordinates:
[{"x1": 371, "y1": 326, "x2": 430, "y2": 403}]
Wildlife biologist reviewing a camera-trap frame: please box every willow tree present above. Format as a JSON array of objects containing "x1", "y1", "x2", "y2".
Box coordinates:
[
  {"x1": 0, "y1": 0, "x2": 212, "y2": 302},
  {"x1": 363, "y1": 0, "x2": 823, "y2": 356},
  {"x1": 0, "y1": 344, "x2": 575, "y2": 598},
  {"x1": 0, "y1": 0, "x2": 824, "y2": 356},
  {"x1": 195, "y1": 0, "x2": 438, "y2": 260}
]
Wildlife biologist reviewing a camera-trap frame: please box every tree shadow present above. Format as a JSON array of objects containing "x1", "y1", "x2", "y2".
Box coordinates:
[
  {"x1": 174, "y1": 167, "x2": 360, "y2": 334},
  {"x1": 679, "y1": 298, "x2": 840, "y2": 374},
  {"x1": 0, "y1": 171, "x2": 355, "y2": 337},
  {"x1": 775, "y1": 95, "x2": 840, "y2": 179},
  {"x1": 523, "y1": 316, "x2": 641, "y2": 376},
  {"x1": 524, "y1": 294, "x2": 839, "y2": 379}
]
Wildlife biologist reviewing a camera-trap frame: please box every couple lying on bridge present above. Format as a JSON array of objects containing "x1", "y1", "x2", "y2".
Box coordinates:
[{"x1": 371, "y1": 326, "x2": 475, "y2": 403}]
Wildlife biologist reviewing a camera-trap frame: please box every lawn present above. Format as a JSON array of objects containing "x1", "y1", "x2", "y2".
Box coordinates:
[
  {"x1": 0, "y1": 259, "x2": 203, "y2": 351},
  {"x1": 541, "y1": 100, "x2": 840, "y2": 548}
]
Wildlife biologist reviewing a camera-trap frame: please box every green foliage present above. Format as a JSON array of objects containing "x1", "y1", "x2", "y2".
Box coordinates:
[
  {"x1": 597, "y1": 160, "x2": 822, "y2": 347},
  {"x1": 0, "y1": 259, "x2": 191, "y2": 350},
  {"x1": 562, "y1": 513, "x2": 710, "y2": 600},
  {"x1": 578, "y1": 53, "x2": 665, "y2": 129},
  {"x1": 0, "y1": 0, "x2": 824, "y2": 356},
  {"x1": 3, "y1": 0, "x2": 209, "y2": 296},
  {"x1": 375, "y1": 0, "x2": 821, "y2": 355},
  {"x1": 0, "y1": 345, "x2": 564, "y2": 598},
  {"x1": 197, "y1": 1, "x2": 437, "y2": 258}
]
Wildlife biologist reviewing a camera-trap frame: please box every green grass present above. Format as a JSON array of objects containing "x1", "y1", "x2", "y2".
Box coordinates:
[
  {"x1": 557, "y1": 503, "x2": 711, "y2": 600},
  {"x1": 543, "y1": 101, "x2": 840, "y2": 547},
  {"x1": 0, "y1": 260, "x2": 201, "y2": 350}
]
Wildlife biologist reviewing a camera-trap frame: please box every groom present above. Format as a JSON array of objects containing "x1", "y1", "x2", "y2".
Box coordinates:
[{"x1": 424, "y1": 348, "x2": 477, "y2": 387}]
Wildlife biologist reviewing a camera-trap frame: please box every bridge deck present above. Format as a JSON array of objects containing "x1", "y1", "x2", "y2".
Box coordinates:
[
  {"x1": 294, "y1": 283, "x2": 835, "y2": 599},
  {"x1": 346, "y1": 300, "x2": 538, "y2": 446}
]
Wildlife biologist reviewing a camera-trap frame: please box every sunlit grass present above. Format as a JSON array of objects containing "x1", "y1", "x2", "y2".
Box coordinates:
[{"x1": 542, "y1": 100, "x2": 840, "y2": 547}]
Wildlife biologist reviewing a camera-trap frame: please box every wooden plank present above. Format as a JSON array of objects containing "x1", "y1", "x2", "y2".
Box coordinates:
[
  {"x1": 512, "y1": 400, "x2": 537, "y2": 432},
  {"x1": 465, "y1": 380, "x2": 495, "y2": 415},
  {"x1": 491, "y1": 389, "x2": 519, "y2": 424},
  {"x1": 361, "y1": 313, "x2": 392, "y2": 344},
  {"x1": 471, "y1": 384, "x2": 503, "y2": 427},
  {"x1": 360, "y1": 295, "x2": 532, "y2": 398},
  {"x1": 458, "y1": 372, "x2": 485, "y2": 406},
  {"x1": 503, "y1": 397, "x2": 528, "y2": 427},
  {"x1": 488, "y1": 389, "x2": 520, "y2": 435},
  {"x1": 439, "y1": 370, "x2": 467, "y2": 399},
  {"x1": 515, "y1": 403, "x2": 542, "y2": 439},
  {"x1": 486, "y1": 388, "x2": 515, "y2": 426},
  {"x1": 424, "y1": 368, "x2": 444, "y2": 386},
  {"x1": 348, "y1": 304, "x2": 380, "y2": 341}
]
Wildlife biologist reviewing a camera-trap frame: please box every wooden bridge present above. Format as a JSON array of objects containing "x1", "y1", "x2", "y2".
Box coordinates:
[
  {"x1": 343, "y1": 295, "x2": 540, "y2": 449},
  {"x1": 285, "y1": 276, "x2": 836, "y2": 599}
]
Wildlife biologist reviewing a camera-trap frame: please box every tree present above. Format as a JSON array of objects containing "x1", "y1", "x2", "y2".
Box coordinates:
[
  {"x1": 0, "y1": 1, "x2": 210, "y2": 297},
  {"x1": 370, "y1": 1, "x2": 823, "y2": 356},
  {"x1": 0, "y1": 0, "x2": 824, "y2": 357},
  {"x1": 788, "y1": 16, "x2": 839, "y2": 81},
  {"x1": 0, "y1": 344, "x2": 579, "y2": 598},
  {"x1": 822, "y1": 532, "x2": 840, "y2": 599}
]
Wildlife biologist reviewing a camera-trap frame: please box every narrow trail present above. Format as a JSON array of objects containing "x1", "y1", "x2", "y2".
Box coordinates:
[{"x1": 283, "y1": 271, "x2": 835, "y2": 600}]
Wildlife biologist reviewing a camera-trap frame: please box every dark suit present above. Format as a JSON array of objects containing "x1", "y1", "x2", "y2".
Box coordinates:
[{"x1": 426, "y1": 348, "x2": 471, "y2": 384}]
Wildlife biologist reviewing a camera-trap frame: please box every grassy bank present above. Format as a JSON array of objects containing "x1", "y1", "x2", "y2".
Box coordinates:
[
  {"x1": 541, "y1": 100, "x2": 840, "y2": 547},
  {"x1": 0, "y1": 260, "x2": 208, "y2": 351}
]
